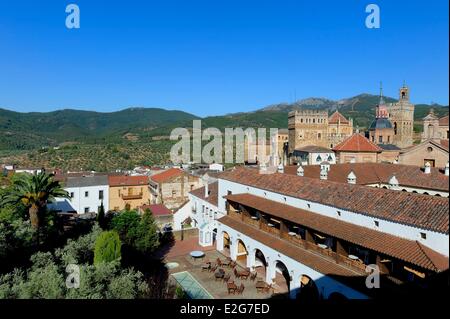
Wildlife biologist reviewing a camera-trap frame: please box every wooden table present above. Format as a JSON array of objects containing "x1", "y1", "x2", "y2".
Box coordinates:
[
  {"x1": 215, "y1": 270, "x2": 225, "y2": 281},
  {"x1": 227, "y1": 282, "x2": 237, "y2": 294}
]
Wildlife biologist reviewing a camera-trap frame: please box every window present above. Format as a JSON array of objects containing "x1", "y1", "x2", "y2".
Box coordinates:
[
  {"x1": 85, "y1": 191, "x2": 89, "y2": 198},
  {"x1": 374, "y1": 221, "x2": 379, "y2": 227},
  {"x1": 387, "y1": 136, "x2": 390, "y2": 143},
  {"x1": 316, "y1": 155, "x2": 322, "y2": 162},
  {"x1": 337, "y1": 211, "x2": 341, "y2": 217},
  {"x1": 227, "y1": 190, "x2": 232, "y2": 195},
  {"x1": 99, "y1": 190, "x2": 104, "y2": 200},
  {"x1": 378, "y1": 136, "x2": 383, "y2": 143},
  {"x1": 420, "y1": 232, "x2": 427, "y2": 240},
  {"x1": 172, "y1": 190, "x2": 177, "y2": 197},
  {"x1": 70, "y1": 192, "x2": 74, "y2": 198},
  {"x1": 84, "y1": 207, "x2": 89, "y2": 213},
  {"x1": 307, "y1": 203, "x2": 311, "y2": 209}
]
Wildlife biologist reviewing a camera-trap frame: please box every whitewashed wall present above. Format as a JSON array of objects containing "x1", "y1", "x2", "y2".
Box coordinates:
[{"x1": 217, "y1": 179, "x2": 449, "y2": 256}]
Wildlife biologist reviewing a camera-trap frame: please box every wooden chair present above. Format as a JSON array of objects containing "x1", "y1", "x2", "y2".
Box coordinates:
[
  {"x1": 216, "y1": 258, "x2": 222, "y2": 266},
  {"x1": 223, "y1": 273, "x2": 230, "y2": 283},
  {"x1": 210, "y1": 264, "x2": 218, "y2": 273},
  {"x1": 237, "y1": 283, "x2": 245, "y2": 295},
  {"x1": 233, "y1": 268, "x2": 239, "y2": 278},
  {"x1": 230, "y1": 261, "x2": 236, "y2": 268},
  {"x1": 264, "y1": 284, "x2": 273, "y2": 293}
]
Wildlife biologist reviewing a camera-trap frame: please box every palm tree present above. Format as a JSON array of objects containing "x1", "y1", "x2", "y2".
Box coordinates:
[{"x1": 3, "y1": 171, "x2": 69, "y2": 230}]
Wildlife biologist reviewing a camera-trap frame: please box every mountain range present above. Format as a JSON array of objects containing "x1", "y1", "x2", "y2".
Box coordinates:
[{"x1": 1, "y1": 93, "x2": 448, "y2": 151}]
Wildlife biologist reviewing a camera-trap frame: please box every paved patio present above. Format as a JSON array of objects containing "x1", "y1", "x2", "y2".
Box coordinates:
[{"x1": 166, "y1": 249, "x2": 276, "y2": 299}]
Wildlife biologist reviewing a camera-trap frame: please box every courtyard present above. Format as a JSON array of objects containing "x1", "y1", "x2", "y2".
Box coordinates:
[{"x1": 161, "y1": 237, "x2": 289, "y2": 299}]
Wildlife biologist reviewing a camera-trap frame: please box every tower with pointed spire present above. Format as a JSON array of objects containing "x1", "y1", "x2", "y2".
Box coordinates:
[{"x1": 369, "y1": 82, "x2": 395, "y2": 145}]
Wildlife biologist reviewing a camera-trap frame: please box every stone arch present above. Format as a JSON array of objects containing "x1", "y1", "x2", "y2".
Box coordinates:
[
  {"x1": 235, "y1": 238, "x2": 248, "y2": 265},
  {"x1": 252, "y1": 248, "x2": 268, "y2": 279},
  {"x1": 297, "y1": 274, "x2": 320, "y2": 301},
  {"x1": 272, "y1": 260, "x2": 291, "y2": 296},
  {"x1": 222, "y1": 231, "x2": 231, "y2": 252},
  {"x1": 212, "y1": 228, "x2": 218, "y2": 244}
]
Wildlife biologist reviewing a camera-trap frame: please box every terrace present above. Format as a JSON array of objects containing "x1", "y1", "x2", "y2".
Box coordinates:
[{"x1": 165, "y1": 250, "x2": 278, "y2": 299}]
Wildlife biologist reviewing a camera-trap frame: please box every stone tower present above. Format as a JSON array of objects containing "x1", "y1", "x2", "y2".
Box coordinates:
[
  {"x1": 387, "y1": 84, "x2": 414, "y2": 148},
  {"x1": 288, "y1": 110, "x2": 329, "y2": 154}
]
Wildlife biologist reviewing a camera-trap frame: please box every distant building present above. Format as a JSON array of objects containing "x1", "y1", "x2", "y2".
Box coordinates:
[
  {"x1": 288, "y1": 110, "x2": 353, "y2": 155},
  {"x1": 422, "y1": 109, "x2": 449, "y2": 142},
  {"x1": 333, "y1": 133, "x2": 382, "y2": 164},
  {"x1": 108, "y1": 175, "x2": 151, "y2": 211},
  {"x1": 399, "y1": 139, "x2": 449, "y2": 168},
  {"x1": 149, "y1": 168, "x2": 203, "y2": 210},
  {"x1": 291, "y1": 145, "x2": 336, "y2": 166}
]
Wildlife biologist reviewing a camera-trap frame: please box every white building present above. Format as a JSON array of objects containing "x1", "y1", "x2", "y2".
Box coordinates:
[
  {"x1": 55, "y1": 175, "x2": 109, "y2": 214},
  {"x1": 291, "y1": 145, "x2": 336, "y2": 166},
  {"x1": 189, "y1": 166, "x2": 449, "y2": 300}
]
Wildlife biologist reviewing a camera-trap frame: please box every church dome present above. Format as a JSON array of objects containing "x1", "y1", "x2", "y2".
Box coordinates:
[{"x1": 369, "y1": 118, "x2": 393, "y2": 130}]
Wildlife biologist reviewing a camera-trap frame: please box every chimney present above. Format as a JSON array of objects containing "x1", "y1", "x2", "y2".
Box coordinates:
[
  {"x1": 297, "y1": 164, "x2": 304, "y2": 177},
  {"x1": 445, "y1": 162, "x2": 449, "y2": 176},
  {"x1": 347, "y1": 171, "x2": 356, "y2": 184},
  {"x1": 320, "y1": 168, "x2": 328, "y2": 180},
  {"x1": 388, "y1": 175, "x2": 399, "y2": 190},
  {"x1": 202, "y1": 174, "x2": 209, "y2": 198},
  {"x1": 277, "y1": 163, "x2": 284, "y2": 173},
  {"x1": 424, "y1": 162, "x2": 431, "y2": 174}
]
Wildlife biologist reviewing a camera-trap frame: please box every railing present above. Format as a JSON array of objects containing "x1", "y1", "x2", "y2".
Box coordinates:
[
  {"x1": 242, "y1": 215, "x2": 260, "y2": 228},
  {"x1": 260, "y1": 223, "x2": 280, "y2": 236},
  {"x1": 121, "y1": 193, "x2": 143, "y2": 200},
  {"x1": 283, "y1": 232, "x2": 367, "y2": 274}
]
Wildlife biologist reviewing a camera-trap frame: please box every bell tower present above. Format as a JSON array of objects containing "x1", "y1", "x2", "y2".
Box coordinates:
[
  {"x1": 399, "y1": 82, "x2": 409, "y2": 102},
  {"x1": 387, "y1": 83, "x2": 415, "y2": 148}
]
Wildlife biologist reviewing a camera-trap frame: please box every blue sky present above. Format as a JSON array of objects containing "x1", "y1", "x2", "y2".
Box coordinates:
[{"x1": 0, "y1": 0, "x2": 448, "y2": 117}]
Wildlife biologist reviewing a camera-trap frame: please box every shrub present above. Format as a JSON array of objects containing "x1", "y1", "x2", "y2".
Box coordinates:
[{"x1": 94, "y1": 231, "x2": 121, "y2": 265}]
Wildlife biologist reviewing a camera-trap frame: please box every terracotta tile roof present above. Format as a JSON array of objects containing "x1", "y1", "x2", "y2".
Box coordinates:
[
  {"x1": 139, "y1": 204, "x2": 172, "y2": 216},
  {"x1": 295, "y1": 145, "x2": 332, "y2": 153},
  {"x1": 220, "y1": 167, "x2": 449, "y2": 234},
  {"x1": 108, "y1": 175, "x2": 149, "y2": 187},
  {"x1": 189, "y1": 182, "x2": 218, "y2": 206},
  {"x1": 333, "y1": 133, "x2": 382, "y2": 152},
  {"x1": 150, "y1": 168, "x2": 184, "y2": 184},
  {"x1": 439, "y1": 115, "x2": 449, "y2": 126},
  {"x1": 219, "y1": 215, "x2": 361, "y2": 278},
  {"x1": 441, "y1": 139, "x2": 449, "y2": 150},
  {"x1": 224, "y1": 194, "x2": 449, "y2": 272},
  {"x1": 328, "y1": 111, "x2": 350, "y2": 124},
  {"x1": 284, "y1": 163, "x2": 449, "y2": 191}
]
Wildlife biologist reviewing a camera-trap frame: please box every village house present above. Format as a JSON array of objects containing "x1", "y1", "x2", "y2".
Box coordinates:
[
  {"x1": 149, "y1": 167, "x2": 203, "y2": 210},
  {"x1": 332, "y1": 133, "x2": 382, "y2": 164},
  {"x1": 108, "y1": 175, "x2": 151, "y2": 211}
]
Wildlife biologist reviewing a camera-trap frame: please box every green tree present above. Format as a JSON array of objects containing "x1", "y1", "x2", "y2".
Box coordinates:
[
  {"x1": 2, "y1": 172, "x2": 69, "y2": 232},
  {"x1": 134, "y1": 209, "x2": 160, "y2": 254},
  {"x1": 94, "y1": 231, "x2": 121, "y2": 265},
  {"x1": 97, "y1": 201, "x2": 106, "y2": 229},
  {"x1": 111, "y1": 210, "x2": 140, "y2": 246}
]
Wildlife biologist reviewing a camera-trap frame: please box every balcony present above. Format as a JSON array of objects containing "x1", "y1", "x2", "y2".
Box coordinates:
[
  {"x1": 121, "y1": 193, "x2": 143, "y2": 200},
  {"x1": 228, "y1": 209, "x2": 373, "y2": 275}
]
